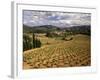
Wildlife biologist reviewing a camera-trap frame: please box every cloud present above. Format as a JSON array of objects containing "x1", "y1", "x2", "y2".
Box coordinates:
[{"x1": 23, "y1": 10, "x2": 91, "y2": 27}]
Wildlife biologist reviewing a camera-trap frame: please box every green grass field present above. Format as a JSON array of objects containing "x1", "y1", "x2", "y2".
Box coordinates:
[{"x1": 23, "y1": 34, "x2": 91, "y2": 69}]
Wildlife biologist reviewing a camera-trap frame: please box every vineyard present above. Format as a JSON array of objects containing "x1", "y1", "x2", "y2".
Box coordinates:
[{"x1": 23, "y1": 34, "x2": 91, "y2": 69}]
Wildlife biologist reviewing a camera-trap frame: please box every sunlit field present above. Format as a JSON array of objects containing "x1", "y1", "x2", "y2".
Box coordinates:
[{"x1": 23, "y1": 34, "x2": 90, "y2": 69}]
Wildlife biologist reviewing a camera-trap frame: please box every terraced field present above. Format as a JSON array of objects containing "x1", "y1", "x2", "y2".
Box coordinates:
[{"x1": 23, "y1": 34, "x2": 91, "y2": 69}]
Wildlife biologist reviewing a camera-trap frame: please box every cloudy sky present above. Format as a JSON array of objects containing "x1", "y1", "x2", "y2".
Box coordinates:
[{"x1": 23, "y1": 10, "x2": 91, "y2": 27}]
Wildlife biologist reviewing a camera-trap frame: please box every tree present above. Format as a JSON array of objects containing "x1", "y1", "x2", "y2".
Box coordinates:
[
  {"x1": 32, "y1": 33, "x2": 36, "y2": 48},
  {"x1": 23, "y1": 34, "x2": 32, "y2": 51},
  {"x1": 46, "y1": 32, "x2": 51, "y2": 37},
  {"x1": 32, "y1": 33, "x2": 41, "y2": 48}
]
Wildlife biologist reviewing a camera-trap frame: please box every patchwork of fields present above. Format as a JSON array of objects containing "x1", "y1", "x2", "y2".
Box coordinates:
[{"x1": 23, "y1": 34, "x2": 90, "y2": 69}]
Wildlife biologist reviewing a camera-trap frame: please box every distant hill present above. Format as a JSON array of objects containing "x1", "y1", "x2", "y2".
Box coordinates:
[
  {"x1": 23, "y1": 24, "x2": 90, "y2": 35},
  {"x1": 23, "y1": 24, "x2": 61, "y2": 33}
]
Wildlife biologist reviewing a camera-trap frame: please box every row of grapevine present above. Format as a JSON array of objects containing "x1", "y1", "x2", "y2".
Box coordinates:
[{"x1": 23, "y1": 41, "x2": 90, "y2": 69}]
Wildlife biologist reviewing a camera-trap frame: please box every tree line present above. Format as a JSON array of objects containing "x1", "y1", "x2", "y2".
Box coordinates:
[{"x1": 23, "y1": 33, "x2": 41, "y2": 51}]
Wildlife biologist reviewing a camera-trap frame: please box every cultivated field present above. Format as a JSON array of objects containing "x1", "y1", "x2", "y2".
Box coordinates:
[{"x1": 23, "y1": 34, "x2": 91, "y2": 69}]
